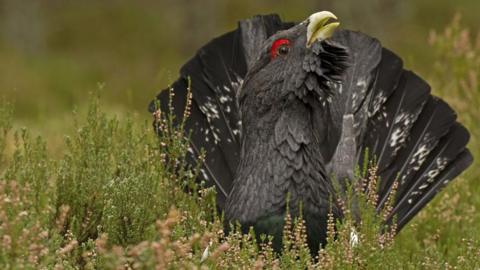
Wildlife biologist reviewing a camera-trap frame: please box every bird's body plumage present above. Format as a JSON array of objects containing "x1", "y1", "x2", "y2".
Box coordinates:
[{"x1": 149, "y1": 13, "x2": 473, "y2": 252}]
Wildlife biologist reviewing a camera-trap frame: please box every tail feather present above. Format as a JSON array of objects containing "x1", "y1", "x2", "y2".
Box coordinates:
[
  {"x1": 181, "y1": 45, "x2": 242, "y2": 182},
  {"x1": 376, "y1": 71, "x2": 431, "y2": 169},
  {"x1": 397, "y1": 149, "x2": 473, "y2": 228},
  {"x1": 367, "y1": 49, "x2": 403, "y2": 118},
  {"x1": 359, "y1": 48, "x2": 403, "y2": 171},
  {"x1": 391, "y1": 123, "x2": 472, "y2": 228},
  {"x1": 197, "y1": 29, "x2": 247, "y2": 146}
]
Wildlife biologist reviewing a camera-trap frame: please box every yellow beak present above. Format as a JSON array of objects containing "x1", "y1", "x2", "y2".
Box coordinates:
[{"x1": 306, "y1": 11, "x2": 340, "y2": 47}]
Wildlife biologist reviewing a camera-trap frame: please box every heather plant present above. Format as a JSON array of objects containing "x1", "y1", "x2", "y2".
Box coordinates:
[
  {"x1": 0, "y1": 92, "x2": 434, "y2": 269},
  {"x1": 0, "y1": 103, "x2": 59, "y2": 267}
]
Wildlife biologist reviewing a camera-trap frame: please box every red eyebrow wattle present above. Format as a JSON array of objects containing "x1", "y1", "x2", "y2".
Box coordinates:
[{"x1": 270, "y1": 39, "x2": 290, "y2": 59}]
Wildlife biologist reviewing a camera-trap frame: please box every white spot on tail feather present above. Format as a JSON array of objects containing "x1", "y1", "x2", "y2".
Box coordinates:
[
  {"x1": 418, "y1": 183, "x2": 429, "y2": 190},
  {"x1": 389, "y1": 111, "x2": 419, "y2": 155},
  {"x1": 218, "y1": 95, "x2": 231, "y2": 104},
  {"x1": 356, "y1": 79, "x2": 367, "y2": 88},
  {"x1": 389, "y1": 128, "x2": 404, "y2": 148},
  {"x1": 351, "y1": 77, "x2": 369, "y2": 110},
  {"x1": 409, "y1": 133, "x2": 435, "y2": 171},
  {"x1": 369, "y1": 92, "x2": 388, "y2": 117},
  {"x1": 426, "y1": 157, "x2": 448, "y2": 183},
  {"x1": 406, "y1": 157, "x2": 449, "y2": 204}
]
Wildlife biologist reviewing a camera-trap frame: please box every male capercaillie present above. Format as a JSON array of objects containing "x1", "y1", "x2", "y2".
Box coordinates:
[{"x1": 149, "y1": 12, "x2": 473, "y2": 253}]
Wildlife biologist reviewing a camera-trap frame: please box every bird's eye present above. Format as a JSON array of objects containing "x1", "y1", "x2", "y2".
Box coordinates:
[{"x1": 270, "y1": 39, "x2": 291, "y2": 59}]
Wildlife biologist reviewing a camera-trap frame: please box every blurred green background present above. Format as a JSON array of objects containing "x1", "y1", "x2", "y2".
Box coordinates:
[{"x1": 1, "y1": 0, "x2": 479, "y2": 150}]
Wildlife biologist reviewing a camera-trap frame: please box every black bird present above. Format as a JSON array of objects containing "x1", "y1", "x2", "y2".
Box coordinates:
[{"x1": 149, "y1": 12, "x2": 473, "y2": 253}]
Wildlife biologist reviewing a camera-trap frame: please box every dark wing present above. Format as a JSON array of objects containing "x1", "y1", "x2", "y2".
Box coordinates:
[{"x1": 149, "y1": 14, "x2": 293, "y2": 208}]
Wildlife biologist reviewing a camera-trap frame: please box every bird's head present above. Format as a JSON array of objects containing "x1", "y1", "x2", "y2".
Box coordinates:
[{"x1": 238, "y1": 11, "x2": 349, "y2": 120}]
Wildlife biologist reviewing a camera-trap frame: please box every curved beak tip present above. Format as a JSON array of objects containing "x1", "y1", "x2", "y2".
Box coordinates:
[{"x1": 306, "y1": 11, "x2": 340, "y2": 47}]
